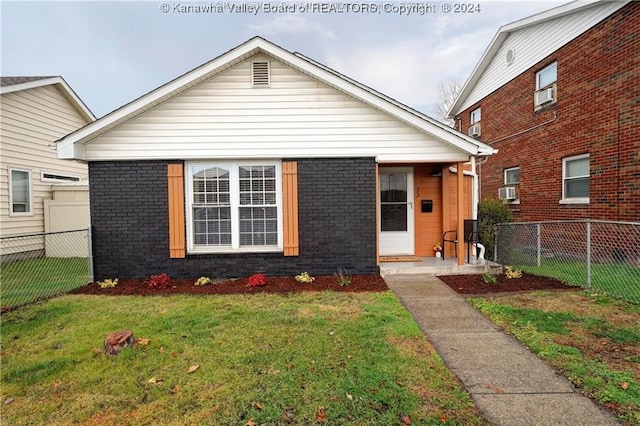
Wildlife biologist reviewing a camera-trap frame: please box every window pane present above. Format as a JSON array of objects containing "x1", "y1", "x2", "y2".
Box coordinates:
[
  {"x1": 505, "y1": 168, "x2": 520, "y2": 185},
  {"x1": 537, "y1": 63, "x2": 557, "y2": 88},
  {"x1": 381, "y1": 204, "x2": 407, "y2": 232},
  {"x1": 471, "y1": 108, "x2": 481, "y2": 124},
  {"x1": 566, "y1": 157, "x2": 589, "y2": 178},
  {"x1": 191, "y1": 164, "x2": 231, "y2": 247},
  {"x1": 239, "y1": 206, "x2": 277, "y2": 247},
  {"x1": 380, "y1": 174, "x2": 407, "y2": 202},
  {"x1": 565, "y1": 177, "x2": 589, "y2": 198},
  {"x1": 11, "y1": 170, "x2": 30, "y2": 213}
]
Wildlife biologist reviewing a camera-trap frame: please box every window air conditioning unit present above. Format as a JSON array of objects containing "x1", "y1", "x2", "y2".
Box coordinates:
[
  {"x1": 535, "y1": 87, "x2": 555, "y2": 106},
  {"x1": 468, "y1": 123, "x2": 481, "y2": 137},
  {"x1": 498, "y1": 186, "x2": 517, "y2": 200}
]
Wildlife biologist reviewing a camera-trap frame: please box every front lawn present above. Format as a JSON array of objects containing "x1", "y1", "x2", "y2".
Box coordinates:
[
  {"x1": 1, "y1": 292, "x2": 485, "y2": 425},
  {"x1": 469, "y1": 291, "x2": 640, "y2": 425}
]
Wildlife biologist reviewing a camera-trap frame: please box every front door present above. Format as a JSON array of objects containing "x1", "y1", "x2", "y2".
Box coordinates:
[{"x1": 379, "y1": 168, "x2": 414, "y2": 256}]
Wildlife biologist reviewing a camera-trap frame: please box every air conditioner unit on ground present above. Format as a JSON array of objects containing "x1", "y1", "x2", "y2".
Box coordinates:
[
  {"x1": 498, "y1": 186, "x2": 517, "y2": 200},
  {"x1": 535, "y1": 87, "x2": 555, "y2": 106},
  {"x1": 468, "y1": 123, "x2": 481, "y2": 137}
]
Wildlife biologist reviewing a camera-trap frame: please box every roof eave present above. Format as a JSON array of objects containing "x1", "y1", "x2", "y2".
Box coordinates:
[
  {"x1": 1, "y1": 76, "x2": 96, "y2": 122},
  {"x1": 58, "y1": 36, "x2": 496, "y2": 160}
]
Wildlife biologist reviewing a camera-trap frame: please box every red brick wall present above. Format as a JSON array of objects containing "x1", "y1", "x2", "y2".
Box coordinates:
[{"x1": 457, "y1": 3, "x2": 639, "y2": 222}]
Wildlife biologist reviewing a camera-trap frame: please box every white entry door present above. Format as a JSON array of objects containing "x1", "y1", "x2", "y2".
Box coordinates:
[{"x1": 379, "y1": 168, "x2": 414, "y2": 256}]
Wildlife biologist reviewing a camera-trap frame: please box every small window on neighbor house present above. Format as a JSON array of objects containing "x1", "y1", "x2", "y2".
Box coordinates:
[
  {"x1": 252, "y1": 61, "x2": 270, "y2": 87},
  {"x1": 504, "y1": 167, "x2": 520, "y2": 185},
  {"x1": 562, "y1": 154, "x2": 589, "y2": 202},
  {"x1": 470, "y1": 108, "x2": 481, "y2": 124},
  {"x1": 41, "y1": 171, "x2": 81, "y2": 183},
  {"x1": 536, "y1": 62, "x2": 557, "y2": 89},
  {"x1": 468, "y1": 107, "x2": 481, "y2": 136},
  {"x1": 9, "y1": 168, "x2": 32, "y2": 215}
]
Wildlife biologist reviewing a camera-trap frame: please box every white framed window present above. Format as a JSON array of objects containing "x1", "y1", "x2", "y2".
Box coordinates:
[
  {"x1": 470, "y1": 107, "x2": 481, "y2": 124},
  {"x1": 536, "y1": 62, "x2": 557, "y2": 89},
  {"x1": 41, "y1": 171, "x2": 81, "y2": 183},
  {"x1": 504, "y1": 167, "x2": 520, "y2": 185},
  {"x1": 561, "y1": 154, "x2": 589, "y2": 204},
  {"x1": 9, "y1": 168, "x2": 32, "y2": 215},
  {"x1": 185, "y1": 161, "x2": 283, "y2": 253}
]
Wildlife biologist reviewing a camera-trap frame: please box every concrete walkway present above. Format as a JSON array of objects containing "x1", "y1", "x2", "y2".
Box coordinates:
[{"x1": 384, "y1": 274, "x2": 620, "y2": 426}]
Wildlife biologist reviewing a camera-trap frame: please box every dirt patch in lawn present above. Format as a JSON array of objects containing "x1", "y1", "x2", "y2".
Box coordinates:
[
  {"x1": 70, "y1": 274, "x2": 389, "y2": 296},
  {"x1": 437, "y1": 272, "x2": 578, "y2": 296}
]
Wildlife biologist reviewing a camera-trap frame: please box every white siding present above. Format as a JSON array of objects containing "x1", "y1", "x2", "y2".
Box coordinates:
[
  {"x1": 84, "y1": 54, "x2": 471, "y2": 163},
  {"x1": 0, "y1": 85, "x2": 91, "y2": 239},
  {"x1": 458, "y1": 2, "x2": 626, "y2": 113}
]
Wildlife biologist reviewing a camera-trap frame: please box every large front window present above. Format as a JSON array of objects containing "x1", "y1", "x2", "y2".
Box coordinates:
[{"x1": 186, "y1": 162, "x2": 282, "y2": 252}]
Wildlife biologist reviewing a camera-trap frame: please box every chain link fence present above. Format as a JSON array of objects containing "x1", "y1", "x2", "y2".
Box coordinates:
[
  {"x1": 0, "y1": 229, "x2": 92, "y2": 310},
  {"x1": 496, "y1": 220, "x2": 640, "y2": 303}
]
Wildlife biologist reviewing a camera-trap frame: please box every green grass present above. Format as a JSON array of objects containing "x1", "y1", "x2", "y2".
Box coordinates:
[
  {"x1": 1, "y1": 292, "x2": 485, "y2": 425},
  {"x1": 515, "y1": 259, "x2": 640, "y2": 303},
  {"x1": 469, "y1": 293, "x2": 640, "y2": 425},
  {"x1": 0, "y1": 257, "x2": 89, "y2": 308}
]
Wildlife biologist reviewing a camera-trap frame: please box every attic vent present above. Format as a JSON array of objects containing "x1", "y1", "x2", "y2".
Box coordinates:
[
  {"x1": 252, "y1": 61, "x2": 270, "y2": 87},
  {"x1": 506, "y1": 48, "x2": 515, "y2": 65}
]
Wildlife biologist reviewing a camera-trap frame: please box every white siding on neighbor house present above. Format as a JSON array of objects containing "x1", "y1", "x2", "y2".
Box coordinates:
[
  {"x1": 457, "y1": 1, "x2": 626, "y2": 113},
  {"x1": 0, "y1": 84, "x2": 90, "y2": 240},
  {"x1": 83, "y1": 54, "x2": 471, "y2": 163}
]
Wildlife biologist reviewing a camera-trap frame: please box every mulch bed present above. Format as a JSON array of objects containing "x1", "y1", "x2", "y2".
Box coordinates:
[
  {"x1": 69, "y1": 272, "x2": 577, "y2": 298},
  {"x1": 437, "y1": 272, "x2": 578, "y2": 295},
  {"x1": 70, "y1": 274, "x2": 389, "y2": 296}
]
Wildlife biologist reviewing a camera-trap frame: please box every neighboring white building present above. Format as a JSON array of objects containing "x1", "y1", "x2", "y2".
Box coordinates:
[{"x1": 0, "y1": 76, "x2": 95, "y2": 255}]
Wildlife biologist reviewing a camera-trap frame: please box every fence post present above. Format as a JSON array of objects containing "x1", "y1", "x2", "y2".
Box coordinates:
[
  {"x1": 493, "y1": 225, "x2": 498, "y2": 263},
  {"x1": 536, "y1": 223, "x2": 541, "y2": 267},
  {"x1": 87, "y1": 226, "x2": 94, "y2": 283},
  {"x1": 586, "y1": 220, "x2": 591, "y2": 288}
]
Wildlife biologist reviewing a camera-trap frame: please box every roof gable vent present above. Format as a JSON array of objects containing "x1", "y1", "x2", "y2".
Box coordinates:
[{"x1": 252, "y1": 61, "x2": 270, "y2": 87}]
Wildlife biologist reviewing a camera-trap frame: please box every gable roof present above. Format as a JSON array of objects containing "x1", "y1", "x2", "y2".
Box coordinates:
[
  {"x1": 57, "y1": 37, "x2": 495, "y2": 161},
  {"x1": 1, "y1": 76, "x2": 96, "y2": 122},
  {"x1": 448, "y1": 0, "x2": 630, "y2": 116}
]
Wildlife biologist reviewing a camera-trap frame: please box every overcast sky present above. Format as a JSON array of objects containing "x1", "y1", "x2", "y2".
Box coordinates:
[{"x1": 2, "y1": 0, "x2": 566, "y2": 118}]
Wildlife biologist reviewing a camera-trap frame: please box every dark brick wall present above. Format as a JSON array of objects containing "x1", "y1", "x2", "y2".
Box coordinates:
[
  {"x1": 456, "y1": 3, "x2": 639, "y2": 222},
  {"x1": 89, "y1": 158, "x2": 378, "y2": 280}
]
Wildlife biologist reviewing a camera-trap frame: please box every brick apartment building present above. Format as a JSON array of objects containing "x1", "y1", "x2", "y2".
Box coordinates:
[{"x1": 449, "y1": 0, "x2": 639, "y2": 223}]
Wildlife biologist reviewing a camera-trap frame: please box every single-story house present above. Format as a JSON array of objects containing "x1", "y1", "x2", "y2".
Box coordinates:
[{"x1": 57, "y1": 37, "x2": 495, "y2": 280}]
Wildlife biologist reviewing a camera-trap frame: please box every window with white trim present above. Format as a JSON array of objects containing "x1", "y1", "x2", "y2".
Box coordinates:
[
  {"x1": 562, "y1": 154, "x2": 589, "y2": 203},
  {"x1": 504, "y1": 167, "x2": 520, "y2": 185},
  {"x1": 470, "y1": 108, "x2": 481, "y2": 124},
  {"x1": 9, "y1": 168, "x2": 32, "y2": 215},
  {"x1": 185, "y1": 162, "x2": 282, "y2": 252},
  {"x1": 41, "y1": 171, "x2": 81, "y2": 183},
  {"x1": 536, "y1": 62, "x2": 557, "y2": 89}
]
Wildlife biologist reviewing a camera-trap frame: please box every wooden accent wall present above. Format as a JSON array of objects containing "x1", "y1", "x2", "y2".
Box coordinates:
[{"x1": 413, "y1": 164, "x2": 472, "y2": 257}]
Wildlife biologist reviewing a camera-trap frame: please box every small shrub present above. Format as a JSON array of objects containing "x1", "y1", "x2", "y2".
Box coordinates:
[
  {"x1": 478, "y1": 197, "x2": 514, "y2": 259},
  {"x1": 98, "y1": 278, "x2": 119, "y2": 289},
  {"x1": 504, "y1": 266, "x2": 523, "y2": 279},
  {"x1": 247, "y1": 272, "x2": 268, "y2": 288},
  {"x1": 194, "y1": 276, "x2": 212, "y2": 286},
  {"x1": 146, "y1": 273, "x2": 172, "y2": 289},
  {"x1": 295, "y1": 271, "x2": 315, "y2": 283},
  {"x1": 334, "y1": 267, "x2": 352, "y2": 287},
  {"x1": 482, "y1": 272, "x2": 497, "y2": 284}
]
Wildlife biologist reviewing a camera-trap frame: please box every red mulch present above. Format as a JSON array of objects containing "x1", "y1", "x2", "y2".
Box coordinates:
[
  {"x1": 70, "y1": 274, "x2": 389, "y2": 296},
  {"x1": 437, "y1": 272, "x2": 578, "y2": 295}
]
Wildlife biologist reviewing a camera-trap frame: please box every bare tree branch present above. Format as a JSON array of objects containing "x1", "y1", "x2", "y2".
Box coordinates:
[{"x1": 432, "y1": 76, "x2": 462, "y2": 128}]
